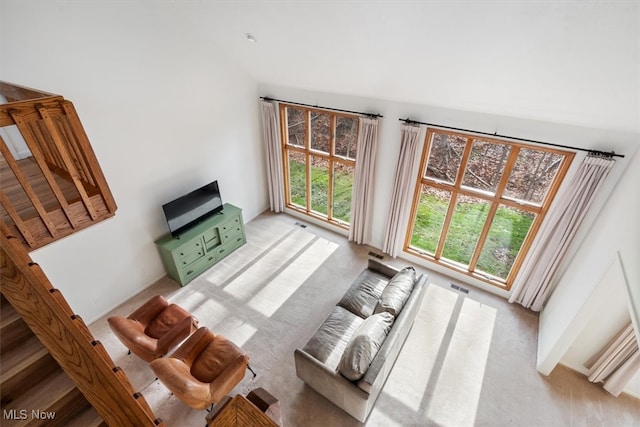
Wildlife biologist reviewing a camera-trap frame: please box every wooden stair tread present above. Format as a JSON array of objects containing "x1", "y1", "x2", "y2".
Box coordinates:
[
  {"x1": 0, "y1": 302, "x2": 33, "y2": 356},
  {"x1": 0, "y1": 336, "x2": 49, "y2": 382},
  {"x1": 2, "y1": 371, "x2": 80, "y2": 426},
  {"x1": 65, "y1": 405, "x2": 106, "y2": 427},
  {"x1": 0, "y1": 302, "x2": 21, "y2": 328}
]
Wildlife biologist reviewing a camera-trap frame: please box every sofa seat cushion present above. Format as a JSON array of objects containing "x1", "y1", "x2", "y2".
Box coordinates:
[
  {"x1": 374, "y1": 267, "x2": 416, "y2": 317},
  {"x1": 338, "y1": 269, "x2": 390, "y2": 319},
  {"x1": 302, "y1": 306, "x2": 364, "y2": 369},
  {"x1": 338, "y1": 312, "x2": 395, "y2": 381}
]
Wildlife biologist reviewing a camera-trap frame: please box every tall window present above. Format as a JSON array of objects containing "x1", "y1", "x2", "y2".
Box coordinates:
[
  {"x1": 405, "y1": 129, "x2": 574, "y2": 289},
  {"x1": 279, "y1": 104, "x2": 359, "y2": 228}
]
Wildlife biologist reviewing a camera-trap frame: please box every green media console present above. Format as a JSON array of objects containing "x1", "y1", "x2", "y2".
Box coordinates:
[{"x1": 155, "y1": 203, "x2": 246, "y2": 286}]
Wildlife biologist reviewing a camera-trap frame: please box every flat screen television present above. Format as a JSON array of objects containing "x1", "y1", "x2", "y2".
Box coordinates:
[{"x1": 162, "y1": 180, "x2": 223, "y2": 237}]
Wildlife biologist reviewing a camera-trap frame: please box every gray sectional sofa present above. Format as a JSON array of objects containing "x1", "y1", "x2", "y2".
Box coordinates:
[{"x1": 294, "y1": 258, "x2": 428, "y2": 422}]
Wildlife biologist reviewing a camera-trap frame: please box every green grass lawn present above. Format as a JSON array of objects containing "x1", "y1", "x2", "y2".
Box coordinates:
[
  {"x1": 290, "y1": 161, "x2": 534, "y2": 279},
  {"x1": 411, "y1": 191, "x2": 534, "y2": 279},
  {"x1": 289, "y1": 159, "x2": 353, "y2": 222}
]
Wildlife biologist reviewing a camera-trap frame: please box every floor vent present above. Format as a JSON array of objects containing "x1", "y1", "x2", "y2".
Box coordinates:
[
  {"x1": 294, "y1": 222, "x2": 307, "y2": 228},
  {"x1": 368, "y1": 251, "x2": 384, "y2": 260},
  {"x1": 450, "y1": 283, "x2": 470, "y2": 294}
]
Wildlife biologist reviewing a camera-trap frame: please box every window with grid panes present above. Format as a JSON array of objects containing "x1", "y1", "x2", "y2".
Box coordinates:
[
  {"x1": 280, "y1": 104, "x2": 359, "y2": 228},
  {"x1": 405, "y1": 128, "x2": 574, "y2": 289}
]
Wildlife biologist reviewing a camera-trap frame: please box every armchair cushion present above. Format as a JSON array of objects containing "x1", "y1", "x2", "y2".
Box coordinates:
[
  {"x1": 107, "y1": 295, "x2": 197, "y2": 362},
  {"x1": 192, "y1": 335, "x2": 246, "y2": 383},
  {"x1": 150, "y1": 327, "x2": 250, "y2": 410},
  {"x1": 146, "y1": 303, "x2": 192, "y2": 338}
]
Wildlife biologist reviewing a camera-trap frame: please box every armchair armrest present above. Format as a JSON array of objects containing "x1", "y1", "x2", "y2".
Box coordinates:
[
  {"x1": 107, "y1": 316, "x2": 155, "y2": 353},
  {"x1": 207, "y1": 354, "x2": 250, "y2": 404},
  {"x1": 171, "y1": 327, "x2": 214, "y2": 366},
  {"x1": 150, "y1": 357, "x2": 212, "y2": 410},
  {"x1": 156, "y1": 315, "x2": 198, "y2": 355}
]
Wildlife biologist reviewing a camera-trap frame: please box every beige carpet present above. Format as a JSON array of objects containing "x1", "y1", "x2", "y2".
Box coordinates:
[{"x1": 90, "y1": 211, "x2": 640, "y2": 426}]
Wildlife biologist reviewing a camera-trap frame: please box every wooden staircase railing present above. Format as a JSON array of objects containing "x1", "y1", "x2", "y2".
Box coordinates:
[
  {"x1": 1, "y1": 293, "x2": 107, "y2": 427},
  {"x1": 1, "y1": 223, "x2": 164, "y2": 426},
  {"x1": 0, "y1": 81, "x2": 117, "y2": 251}
]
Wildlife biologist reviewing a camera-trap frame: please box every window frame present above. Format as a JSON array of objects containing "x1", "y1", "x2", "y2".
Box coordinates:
[
  {"x1": 279, "y1": 103, "x2": 359, "y2": 229},
  {"x1": 404, "y1": 128, "x2": 575, "y2": 290}
]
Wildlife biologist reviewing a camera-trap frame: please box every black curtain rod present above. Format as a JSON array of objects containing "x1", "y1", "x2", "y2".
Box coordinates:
[
  {"x1": 399, "y1": 118, "x2": 624, "y2": 159},
  {"x1": 261, "y1": 96, "x2": 383, "y2": 118}
]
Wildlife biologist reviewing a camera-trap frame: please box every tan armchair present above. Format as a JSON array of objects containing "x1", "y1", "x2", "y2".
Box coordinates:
[
  {"x1": 107, "y1": 295, "x2": 198, "y2": 362},
  {"x1": 150, "y1": 327, "x2": 250, "y2": 410}
]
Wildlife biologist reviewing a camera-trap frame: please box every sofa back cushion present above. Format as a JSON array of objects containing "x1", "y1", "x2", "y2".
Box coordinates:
[
  {"x1": 302, "y1": 306, "x2": 364, "y2": 369},
  {"x1": 338, "y1": 269, "x2": 389, "y2": 319},
  {"x1": 338, "y1": 312, "x2": 394, "y2": 381},
  {"x1": 374, "y1": 267, "x2": 416, "y2": 317}
]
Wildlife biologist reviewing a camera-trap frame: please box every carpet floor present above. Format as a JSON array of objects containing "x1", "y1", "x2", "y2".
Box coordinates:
[{"x1": 90, "y1": 211, "x2": 640, "y2": 426}]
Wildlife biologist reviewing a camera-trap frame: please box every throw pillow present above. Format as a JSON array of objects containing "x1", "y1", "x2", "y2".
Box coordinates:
[
  {"x1": 374, "y1": 266, "x2": 416, "y2": 317},
  {"x1": 338, "y1": 312, "x2": 394, "y2": 381},
  {"x1": 337, "y1": 270, "x2": 389, "y2": 319}
]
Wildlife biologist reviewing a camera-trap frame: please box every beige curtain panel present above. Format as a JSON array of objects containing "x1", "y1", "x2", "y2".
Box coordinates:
[
  {"x1": 349, "y1": 118, "x2": 379, "y2": 244},
  {"x1": 382, "y1": 124, "x2": 421, "y2": 257},
  {"x1": 260, "y1": 100, "x2": 285, "y2": 213},
  {"x1": 587, "y1": 322, "x2": 640, "y2": 397},
  {"x1": 509, "y1": 154, "x2": 616, "y2": 311}
]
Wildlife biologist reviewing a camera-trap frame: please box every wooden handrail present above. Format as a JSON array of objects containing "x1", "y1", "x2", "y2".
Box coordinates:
[
  {"x1": 0, "y1": 223, "x2": 163, "y2": 426},
  {"x1": 1, "y1": 82, "x2": 117, "y2": 250},
  {"x1": 0, "y1": 81, "x2": 57, "y2": 102}
]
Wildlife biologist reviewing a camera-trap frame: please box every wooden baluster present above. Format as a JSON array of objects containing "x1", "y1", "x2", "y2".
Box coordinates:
[
  {"x1": 9, "y1": 109, "x2": 79, "y2": 229},
  {"x1": 36, "y1": 105, "x2": 98, "y2": 220},
  {"x1": 61, "y1": 100, "x2": 117, "y2": 213},
  {"x1": 57, "y1": 115, "x2": 93, "y2": 186},
  {"x1": 0, "y1": 135, "x2": 59, "y2": 239},
  {"x1": 0, "y1": 190, "x2": 37, "y2": 247}
]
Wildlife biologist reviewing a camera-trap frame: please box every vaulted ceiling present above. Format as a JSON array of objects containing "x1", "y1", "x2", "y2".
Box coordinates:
[{"x1": 178, "y1": 1, "x2": 639, "y2": 135}]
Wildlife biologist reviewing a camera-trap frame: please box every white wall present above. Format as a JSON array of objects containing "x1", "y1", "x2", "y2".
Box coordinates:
[
  {"x1": 258, "y1": 83, "x2": 639, "y2": 298},
  {"x1": 538, "y1": 150, "x2": 640, "y2": 397},
  {"x1": 1, "y1": 1, "x2": 268, "y2": 322}
]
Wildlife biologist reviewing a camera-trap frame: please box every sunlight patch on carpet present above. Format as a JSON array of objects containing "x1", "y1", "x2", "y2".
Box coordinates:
[
  {"x1": 380, "y1": 284, "x2": 459, "y2": 413},
  {"x1": 248, "y1": 238, "x2": 338, "y2": 317},
  {"x1": 427, "y1": 297, "x2": 496, "y2": 427},
  {"x1": 223, "y1": 320, "x2": 258, "y2": 348},
  {"x1": 200, "y1": 224, "x2": 307, "y2": 285},
  {"x1": 221, "y1": 229, "x2": 315, "y2": 299},
  {"x1": 187, "y1": 295, "x2": 230, "y2": 328}
]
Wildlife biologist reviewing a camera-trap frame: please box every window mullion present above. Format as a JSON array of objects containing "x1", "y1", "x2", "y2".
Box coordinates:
[
  {"x1": 496, "y1": 146, "x2": 521, "y2": 198},
  {"x1": 434, "y1": 137, "x2": 473, "y2": 259},
  {"x1": 454, "y1": 138, "x2": 474, "y2": 187},
  {"x1": 433, "y1": 186, "x2": 456, "y2": 260},
  {"x1": 326, "y1": 115, "x2": 335, "y2": 220},
  {"x1": 469, "y1": 145, "x2": 521, "y2": 273},
  {"x1": 305, "y1": 110, "x2": 311, "y2": 213},
  {"x1": 280, "y1": 105, "x2": 290, "y2": 207},
  {"x1": 468, "y1": 202, "x2": 498, "y2": 273}
]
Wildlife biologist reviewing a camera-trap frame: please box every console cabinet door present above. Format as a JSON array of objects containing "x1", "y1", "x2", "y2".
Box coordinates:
[{"x1": 155, "y1": 204, "x2": 246, "y2": 286}]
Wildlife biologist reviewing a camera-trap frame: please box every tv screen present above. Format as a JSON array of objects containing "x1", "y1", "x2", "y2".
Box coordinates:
[{"x1": 162, "y1": 180, "x2": 223, "y2": 237}]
